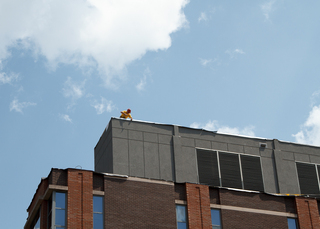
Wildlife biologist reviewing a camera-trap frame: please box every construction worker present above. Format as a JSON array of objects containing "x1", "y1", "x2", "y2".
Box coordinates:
[{"x1": 120, "y1": 109, "x2": 132, "y2": 121}]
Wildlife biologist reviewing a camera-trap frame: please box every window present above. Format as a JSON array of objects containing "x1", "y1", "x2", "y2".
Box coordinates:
[
  {"x1": 197, "y1": 149, "x2": 264, "y2": 191},
  {"x1": 211, "y1": 209, "x2": 221, "y2": 229},
  {"x1": 287, "y1": 218, "x2": 298, "y2": 229},
  {"x1": 48, "y1": 192, "x2": 66, "y2": 229},
  {"x1": 93, "y1": 196, "x2": 104, "y2": 229},
  {"x1": 296, "y1": 162, "x2": 320, "y2": 194},
  {"x1": 176, "y1": 205, "x2": 187, "y2": 229}
]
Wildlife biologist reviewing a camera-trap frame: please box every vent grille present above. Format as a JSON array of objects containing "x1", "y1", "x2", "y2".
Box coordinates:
[
  {"x1": 241, "y1": 155, "x2": 264, "y2": 191},
  {"x1": 219, "y1": 152, "x2": 242, "y2": 189},
  {"x1": 296, "y1": 162, "x2": 320, "y2": 194},
  {"x1": 197, "y1": 149, "x2": 220, "y2": 186}
]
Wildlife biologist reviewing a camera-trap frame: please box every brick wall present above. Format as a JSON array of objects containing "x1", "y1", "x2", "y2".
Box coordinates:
[
  {"x1": 221, "y1": 210, "x2": 288, "y2": 229},
  {"x1": 67, "y1": 169, "x2": 93, "y2": 229},
  {"x1": 27, "y1": 178, "x2": 48, "y2": 217},
  {"x1": 186, "y1": 183, "x2": 212, "y2": 229},
  {"x1": 104, "y1": 178, "x2": 176, "y2": 229},
  {"x1": 296, "y1": 197, "x2": 320, "y2": 229}
]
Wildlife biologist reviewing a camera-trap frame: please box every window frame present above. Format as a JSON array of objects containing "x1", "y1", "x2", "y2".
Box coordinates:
[
  {"x1": 296, "y1": 161, "x2": 320, "y2": 194},
  {"x1": 49, "y1": 191, "x2": 67, "y2": 229},
  {"x1": 211, "y1": 208, "x2": 222, "y2": 229},
  {"x1": 93, "y1": 195, "x2": 104, "y2": 229},
  {"x1": 176, "y1": 204, "x2": 188, "y2": 229}
]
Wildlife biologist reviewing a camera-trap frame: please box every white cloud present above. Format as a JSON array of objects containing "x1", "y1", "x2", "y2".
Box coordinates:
[
  {"x1": 190, "y1": 120, "x2": 255, "y2": 137},
  {"x1": 136, "y1": 67, "x2": 151, "y2": 92},
  {"x1": 62, "y1": 77, "x2": 86, "y2": 108},
  {"x1": 225, "y1": 49, "x2": 245, "y2": 59},
  {"x1": 0, "y1": 72, "x2": 19, "y2": 84},
  {"x1": 0, "y1": 0, "x2": 189, "y2": 87},
  {"x1": 293, "y1": 105, "x2": 320, "y2": 146},
  {"x1": 59, "y1": 114, "x2": 72, "y2": 123},
  {"x1": 91, "y1": 97, "x2": 115, "y2": 115},
  {"x1": 9, "y1": 99, "x2": 36, "y2": 113},
  {"x1": 198, "y1": 12, "x2": 208, "y2": 22},
  {"x1": 261, "y1": 0, "x2": 276, "y2": 21},
  {"x1": 199, "y1": 58, "x2": 213, "y2": 66}
]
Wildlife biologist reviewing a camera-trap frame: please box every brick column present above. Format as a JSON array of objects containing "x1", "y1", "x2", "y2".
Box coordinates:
[
  {"x1": 67, "y1": 169, "x2": 93, "y2": 229},
  {"x1": 295, "y1": 197, "x2": 320, "y2": 229},
  {"x1": 186, "y1": 183, "x2": 212, "y2": 229}
]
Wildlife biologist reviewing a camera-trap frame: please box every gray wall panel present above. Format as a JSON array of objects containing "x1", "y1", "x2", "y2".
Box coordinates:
[
  {"x1": 310, "y1": 155, "x2": 320, "y2": 164},
  {"x1": 260, "y1": 149, "x2": 273, "y2": 158},
  {"x1": 227, "y1": 144, "x2": 244, "y2": 153},
  {"x1": 159, "y1": 134, "x2": 172, "y2": 145},
  {"x1": 144, "y1": 132, "x2": 158, "y2": 143},
  {"x1": 294, "y1": 153, "x2": 310, "y2": 162},
  {"x1": 112, "y1": 138, "x2": 129, "y2": 175},
  {"x1": 129, "y1": 140, "x2": 144, "y2": 177},
  {"x1": 195, "y1": 139, "x2": 211, "y2": 149},
  {"x1": 159, "y1": 144, "x2": 174, "y2": 181},
  {"x1": 281, "y1": 151, "x2": 294, "y2": 160},
  {"x1": 144, "y1": 142, "x2": 160, "y2": 179},
  {"x1": 244, "y1": 146, "x2": 260, "y2": 156},
  {"x1": 211, "y1": 141, "x2": 228, "y2": 151},
  {"x1": 112, "y1": 127, "x2": 128, "y2": 139},
  {"x1": 261, "y1": 157, "x2": 278, "y2": 193},
  {"x1": 128, "y1": 130, "x2": 143, "y2": 141},
  {"x1": 274, "y1": 150, "x2": 300, "y2": 194},
  {"x1": 181, "y1": 137, "x2": 195, "y2": 147}
]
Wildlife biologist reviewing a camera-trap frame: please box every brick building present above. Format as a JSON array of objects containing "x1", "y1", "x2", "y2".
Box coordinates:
[{"x1": 25, "y1": 118, "x2": 320, "y2": 228}]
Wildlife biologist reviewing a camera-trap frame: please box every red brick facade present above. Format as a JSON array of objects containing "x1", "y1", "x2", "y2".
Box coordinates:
[
  {"x1": 67, "y1": 169, "x2": 93, "y2": 229},
  {"x1": 24, "y1": 168, "x2": 320, "y2": 229},
  {"x1": 186, "y1": 183, "x2": 212, "y2": 229},
  {"x1": 296, "y1": 197, "x2": 320, "y2": 229}
]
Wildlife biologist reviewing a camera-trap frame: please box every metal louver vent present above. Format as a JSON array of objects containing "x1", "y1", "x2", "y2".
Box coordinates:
[
  {"x1": 219, "y1": 152, "x2": 242, "y2": 189},
  {"x1": 197, "y1": 149, "x2": 220, "y2": 186},
  {"x1": 241, "y1": 155, "x2": 264, "y2": 191},
  {"x1": 296, "y1": 162, "x2": 320, "y2": 194}
]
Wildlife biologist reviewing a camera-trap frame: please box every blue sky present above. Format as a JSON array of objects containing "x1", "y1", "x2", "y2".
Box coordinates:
[{"x1": 1, "y1": 0, "x2": 320, "y2": 227}]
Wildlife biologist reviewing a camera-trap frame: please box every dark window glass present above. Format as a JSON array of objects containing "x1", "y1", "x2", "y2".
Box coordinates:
[
  {"x1": 54, "y1": 192, "x2": 66, "y2": 228},
  {"x1": 219, "y1": 152, "x2": 242, "y2": 189},
  {"x1": 287, "y1": 218, "x2": 298, "y2": 229},
  {"x1": 211, "y1": 209, "x2": 221, "y2": 229},
  {"x1": 55, "y1": 192, "x2": 66, "y2": 208},
  {"x1": 55, "y1": 209, "x2": 66, "y2": 226},
  {"x1": 297, "y1": 162, "x2": 320, "y2": 194},
  {"x1": 93, "y1": 196, "x2": 104, "y2": 229},
  {"x1": 176, "y1": 205, "x2": 187, "y2": 229},
  {"x1": 241, "y1": 155, "x2": 264, "y2": 191},
  {"x1": 197, "y1": 149, "x2": 220, "y2": 186}
]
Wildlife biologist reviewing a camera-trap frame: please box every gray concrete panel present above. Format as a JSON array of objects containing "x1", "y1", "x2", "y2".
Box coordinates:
[
  {"x1": 274, "y1": 150, "x2": 300, "y2": 194},
  {"x1": 159, "y1": 144, "x2": 174, "y2": 181},
  {"x1": 158, "y1": 134, "x2": 172, "y2": 145},
  {"x1": 310, "y1": 155, "x2": 320, "y2": 164},
  {"x1": 112, "y1": 138, "x2": 129, "y2": 175},
  {"x1": 128, "y1": 130, "x2": 143, "y2": 141},
  {"x1": 111, "y1": 118, "x2": 173, "y2": 135},
  {"x1": 294, "y1": 153, "x2": 310, "y2": 162},
  {"x1": 260, "y1": 149, "x2": 273, "y2": 158},
  {"x1": 112, "y1": 127, "x2": 128, "y2": 139},
  {"x1": 244, "y1": 146, "x2": 260, "y2": 156},
  {"x1": 129, "y1": 140, "x2": 144, "y2": 177},
  {"x1": 195, "y1": 139, "x2": 211, "y2": 149},
  {"x1": 180, "y1": 146, "x2": 198, "y2": 183},
  {"x1": 227, "y1": 144, "x2": 244, "y2": 153},
  {"x1": 211, "y1": 141, "x2": 228, "y2": 151},
  {"x1": 144, "y1": 132, "x2": 158, "y2": 143},
  {"x1": 261, "y1": 157, "x2": 278, "y2": 193},
  {"x1": 281, "y1": 151, "x2": 294, "y2": 161},
  {"x1": 181, "y1": 137, "x2": 195, "y2": 147},
  {"x1": 144, "y1": 142, "x2": 160, "y2": 179}
]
